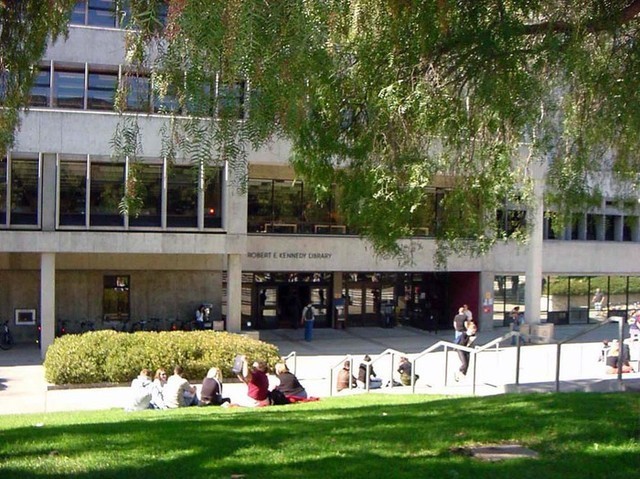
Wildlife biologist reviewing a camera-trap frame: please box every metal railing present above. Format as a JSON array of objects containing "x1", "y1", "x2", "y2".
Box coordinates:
[
  {"x1": 290, "y1": 320, "x2": 629, "y2": 397},
  {"x1": 282, "y1": 351, "x2": 298, "y2": 375},
  {"x1": 554, "y1": 317, "x2": 617, "y2": 391}
]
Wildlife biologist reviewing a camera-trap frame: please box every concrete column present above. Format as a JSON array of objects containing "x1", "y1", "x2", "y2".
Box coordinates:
[
  {"x1": 332, "y1": 272, "x2": 344, "y2": 327},
  {"x1": 226, "y1": 253, "x2": 242, "y2": 332},
  {"x1": 525, "y1": 166, "x2": 544, "y2": 325},
  {"x1": 478, "y1": 271, "x2": 495, "y2": 331},
  {"x1": 40, "y1": 253, "x2": 56, "y2": 358},
  {"x1": 41, "y1": 154, "x2": 57, "y2": 231}
]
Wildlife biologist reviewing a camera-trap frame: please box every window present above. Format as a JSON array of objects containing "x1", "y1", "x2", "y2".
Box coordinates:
[
  {"x1": 167, "y1": 165, "x2": 197, "y2": 227},
  {"x1": 103, "y1": 275, "x2": 130, "y2": 321},
  {"x1": 88, "y1": 0, "x2": 116, "y2": 27},
  {"x1": 411, "y1": 188, "x2": 437, "y2": 236},
  {"x1": 10, "y1": 158, "x2": 39, "y2": 225},
  {"x1": 70, "y1": 1, "x2": 86, "y2": 24},
  {"x1": 0, "y1": 157, "x2": 6, "y2": 225},
  {"x1": 273, "y1": 179, "x2": 302, "y2": 225},
  {"x1": 217, "y1": 81, "x2": 245, "y2": 119},
  {"x1": 29, "y1": 69, "x2": 50, "y2": 107},
  {"x1": 59, "y1": 160, "x2": 87, "y2": 226},
  {"x1": 204, "y1": 168, "x2": 223, "y2": 228},
  {"x1": 125, "y1": 75, "x2": 150, "y2": 112},
  {"x1": 90, "y1": 161, "x2": 124, "y2": 226},
  {"x1": 54, "y1": 70, "x2": 85, "y2": 108},
  {"x1": 0, "y1": 71, "x2": 8, "y2": 102},
  {"x1": 496, "y1": 208, "x2": 526, "y2": 237},
  {"x1": 153, "y1": 82, "x2": 180, "y2": 114},
  {"x1": 247, "y1": 179, "x2": 273, "y2": 232},
  {"x1": 128, "y1": 163, "x2": 162, "y2": 227},
  {"x1": 88, "y1": 71, "x2": 117, "y2": 110}
]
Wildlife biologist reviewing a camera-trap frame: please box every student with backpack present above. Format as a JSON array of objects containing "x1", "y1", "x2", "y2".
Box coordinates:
[{"x1": 301, "y1": 302, "x2": 316, "y2": 341}]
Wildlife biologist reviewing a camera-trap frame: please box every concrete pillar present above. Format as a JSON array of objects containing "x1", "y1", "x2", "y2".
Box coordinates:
[
  {"x1": 41, "y1": 154, "x2": 57, "y2": 231},
  {"x1": 226, "y1": 253, "x2": 242, "y2": 332},
  {"x1": 478, "y1": 271, "x2": 494, "y2": 331},
  {"x1": 40, "y1": 253, "x2": 56, "y2": 358},
  {"x1": 332, "y1": 272, "x2": 344, "y2": 327},
  {"x1": 525, "y1": 166, "x2": 544, "y2": 325}
]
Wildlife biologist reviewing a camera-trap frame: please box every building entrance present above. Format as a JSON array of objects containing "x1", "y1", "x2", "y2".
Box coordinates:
[{"x1": 245, "y1": 272, "x2": 332, "y2": 330}]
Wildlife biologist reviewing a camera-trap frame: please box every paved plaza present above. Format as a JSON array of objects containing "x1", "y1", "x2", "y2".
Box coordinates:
[{"x1": 1, "y1": 323, "x2": 638, "y2": 415}]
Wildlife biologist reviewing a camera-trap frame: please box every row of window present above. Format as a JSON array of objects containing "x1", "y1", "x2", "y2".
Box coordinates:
[
  {"x1": 70, "y1": 1, "x2": 167, "y2": 29},
  {"x1": 27, "y1": 63, "x2": 245, "y2": 117},
  {"x1": 1, "y1": 155, "x2": 638, "y2": 240},
  {"x1": 0, "y1": 155, "x2": 221, "y2": 229}
]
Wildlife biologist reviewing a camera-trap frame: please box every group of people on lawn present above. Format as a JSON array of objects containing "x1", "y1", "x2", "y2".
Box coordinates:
[{"x1": 125, "y1": 358, "x2": 309, "y2": 411}]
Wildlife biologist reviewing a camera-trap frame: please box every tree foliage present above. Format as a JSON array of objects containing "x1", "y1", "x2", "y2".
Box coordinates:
[{"x1": 4, "y1": 1, "x2": 640, "y2": 264}]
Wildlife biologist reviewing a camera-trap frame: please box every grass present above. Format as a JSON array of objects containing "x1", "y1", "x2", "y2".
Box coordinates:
[{"x1": 0, "y1": 392, "x2": 638, "y2": 479}]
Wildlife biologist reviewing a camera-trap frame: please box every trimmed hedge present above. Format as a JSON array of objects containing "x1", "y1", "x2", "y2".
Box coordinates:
[{"x1": 44, "y1": 330, "x2": 280, "y2": 385}]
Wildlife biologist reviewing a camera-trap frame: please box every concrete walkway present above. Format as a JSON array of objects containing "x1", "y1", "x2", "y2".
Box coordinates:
[{"x1": 1, "y1": 323, "x2": 638, "y2": 415}]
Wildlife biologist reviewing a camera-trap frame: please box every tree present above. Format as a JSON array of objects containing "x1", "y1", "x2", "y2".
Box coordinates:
[
  {"x1": 0, "y1": 0, "x2": 77, "y2": 156},
  {"x1": 7, "y1": 1, "x2": 640, "y2": 263}
]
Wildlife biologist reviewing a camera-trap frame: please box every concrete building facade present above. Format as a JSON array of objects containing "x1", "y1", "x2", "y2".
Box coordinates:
[{"x1": 1, "y1": 5, "x2": 639, "y2": 355}]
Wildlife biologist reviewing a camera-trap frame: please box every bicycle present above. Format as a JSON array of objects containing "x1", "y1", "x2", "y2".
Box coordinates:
[{"x1": 0, "y1": 320, "x2": 14, "y2": 350}]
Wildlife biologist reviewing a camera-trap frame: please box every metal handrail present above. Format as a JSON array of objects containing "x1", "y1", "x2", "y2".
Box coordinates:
[
  {"x1": 554, "y1": 317, "x2": 617, "y2": 391},
  {"x1": 411, "y1": 340, "x2": 478, "y2": 394},
  {"x1": 282, "y1": 351, "x2": 297, "y2": 375}
]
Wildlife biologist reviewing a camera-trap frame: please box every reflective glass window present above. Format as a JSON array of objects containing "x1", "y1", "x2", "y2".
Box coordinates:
[
  {"x1": 167, "y1": 165, "x2": 197, "y2": 227},
  {"x1": 70, "y1": 1, "x2": 86, "y2": 24},
  {"x1": 273, "y1": 179, "x2": 302, "y2": 225},
  {"x1": 59, "y1": 160, "x2": 87, "y2": 226},
  {"x1": 29, "y1": 70, "x2": 50, "y2": 107},
  {"x1": 247, "y1": 179, "x2": 273, "y2": 232},
  {"x1": 0, "y1": 157, "x2": 6, "y2": 224},
  {"x1": 103, "y1": 275, "x2": 130, "y2": 321},
  {"x1": 204, "y1": 168, "x2": 223, "y2": 228},
  {"x1": 88, "y1": 71, "x2": 117, "y2": 110},
  {"x1": 10, "y1": 158, "x2": 39, "y2": 225},
  {"x1": 129, "y1": 163, "x2": 162, "y2": 227},
  {"x1": 218, "y1": 81, "x2": 245, "y2": 119},
  {"x1": 90, "y1": 162, "x2": 124, "y2": 226},
  {"x1": 125, "y1": 76, "x2": 150, "y2": 112},
  {"x1": 88, "y1": 0, "x2": 116, "y2": 27},
  {"x1": 54, "y1": 70, "x2": 85, "y2": 109}
]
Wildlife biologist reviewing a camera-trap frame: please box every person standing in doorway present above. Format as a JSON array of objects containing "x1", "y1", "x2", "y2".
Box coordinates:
[{"x1": 301, "y1": 302, "x2": 316, "y2": 341}]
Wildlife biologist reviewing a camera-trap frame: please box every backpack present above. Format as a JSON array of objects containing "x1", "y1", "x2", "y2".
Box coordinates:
[{"x1": 304, "y1": 306, "x2": 314, "y2": 321}]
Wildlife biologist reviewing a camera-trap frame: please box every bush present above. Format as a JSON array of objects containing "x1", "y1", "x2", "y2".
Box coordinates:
[{"x1": 44, "y1": 330, "x2": 280, "y2": 385}]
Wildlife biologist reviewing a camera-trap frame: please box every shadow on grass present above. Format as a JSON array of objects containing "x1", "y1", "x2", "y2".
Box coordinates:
[{"x1": 0, "y1": 393, "x2": 638, "y2": 479}]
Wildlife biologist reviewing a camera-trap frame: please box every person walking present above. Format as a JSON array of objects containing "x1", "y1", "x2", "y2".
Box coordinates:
[
  {"x1": 453, "y1": 307, "x2": 467, "y2": 342},
  {"x1": 301, "y1": 302, "x2": 316, "y2": 342}
]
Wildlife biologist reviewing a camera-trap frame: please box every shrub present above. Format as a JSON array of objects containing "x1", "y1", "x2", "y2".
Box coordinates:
[{"x1": 44, "y1": 330, "x2": 280, "y2": 385}]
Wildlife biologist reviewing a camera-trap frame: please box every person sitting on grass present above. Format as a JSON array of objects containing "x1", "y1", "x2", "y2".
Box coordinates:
[
  {"x1": 336, "y1": 361, "x2": 357, "y2": 392},
  {"x1": 605, "y1": 340, "x2": 634, "y2": 374},
  {"x1": 164, "y1": 365, "x2": 198, "y2": 408},
  {"x1": 274, "y1": 363, "x2": 307, "y2": 400},
  {"x1": 397, "y1": 356, "x2": 419, "y2": 386},
  {"x1": 150, "y1": 368, "x2": 168, "y2": 409},
  {"x1": 199, "y1": 367, "x2": 230, "y2": 406},
  {"x1": 124, "y1": 368, "x2": 153, "y2": 411},
  {"x1": 235, "y1": 359, "x2": 271, "y2": 407},
  {"x1": 357, "y1": 355, "x2": 382, "y2": 389}
]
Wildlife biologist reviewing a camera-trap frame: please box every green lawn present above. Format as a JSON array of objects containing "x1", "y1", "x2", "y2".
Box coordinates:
[{"x1": 1, "y1": 393, "x2": 638, "y2": 478}]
